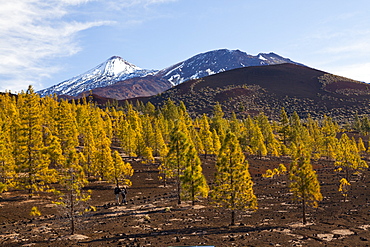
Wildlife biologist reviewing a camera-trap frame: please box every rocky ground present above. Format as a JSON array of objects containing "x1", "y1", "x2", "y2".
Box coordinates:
[{"x1": 1, "y1": 156, "x2": 370, "y2": 247}]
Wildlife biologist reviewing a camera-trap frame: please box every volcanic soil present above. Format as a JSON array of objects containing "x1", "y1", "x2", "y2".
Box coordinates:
[{"x1": 1, "y1": 155, "x2": 370, "y2": 247}]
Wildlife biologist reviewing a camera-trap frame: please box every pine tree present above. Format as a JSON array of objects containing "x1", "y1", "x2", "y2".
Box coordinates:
[
  {"x1": 239, "y1": 115, "x2": 255, "y2": 154},
  {"x1": 211, "y1": 102, "x2": 227, "y2": 138},
  {"x1": 279, "y1": 107, "x2": 290, "y2": 145},
  {"x1": 141, "y1": 114, "x2": 155, "y2": 150},
  {"x1": 289, "y1": 143, "x2": 322, "y2": 224},
  {"x1": 335, "y1": 133, "x2": 368, "y2": 181},
  {"x1": 199, "y1": 114, "x2": 214, "y2": 159},
  {"x1": 53, "y1": 150, "x2": 90, "y2": 235},
  {"x1": 357, "y1": 137, "x2": 366, "y2": 154},
  {"x1": 55, "y1": 99, "x2": 79, "y2": 155},
  {"x1": 256, "y1": 113, "x2": 280, "y2": 157},
  {"x1": 165, "y1": 127, "x2": 191, "y2": 204},
  {"x1": 15, "y1": 86, "x2": 56, "y2": 196},
  {"x1": 152, "y1": 118, "x2": 167, "y2": 157},
  {"x1": 94, "y1": 124, "x2": 114, "y2": 180},
  {"x1": 251, "y1": 124, "x2": 268, "y2": 157},
  {"x1": 142, "y1": 146, "x2": 155, "y2": 164},
  {"x1": 181, "y1": 142, "x2": 209, "y2": 205},
  {"x1": 81, "y1": 123, "x2": 98, "y2": 178},
  {"x1": 320, "y1": 115, "x2": 340, "y2": 159},
  {"x1": 43, "y1": 127, "x2": 65, "y2": 169},
  {"x1": 305, "y1": 114, "x2": 322, "y2": 160},
  {"x1": 211, "y1": 129, "x2": 221, "y2": 156},
  {"x1": 212, "y1": 131, "x2": 257, "y2": 226},
  {"x1": 118, "y1": 118, "x2": 137, "y2": 158},
  {"x1": 0, "y1": 116, "x2": 16, "y2": 192},
  {"x1": 107, "y1": 151, "x2": 134, "y2": 187}
]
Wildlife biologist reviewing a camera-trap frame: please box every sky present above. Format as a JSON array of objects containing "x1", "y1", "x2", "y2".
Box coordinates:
[{"x1": 1, "y1": 0, "x2": 370, "y2": 93}]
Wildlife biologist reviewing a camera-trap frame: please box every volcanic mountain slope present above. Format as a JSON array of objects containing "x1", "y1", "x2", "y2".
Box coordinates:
[
  {"x1": 83, "y1": 75, "x2": 172, "y2": 100},
  {"x1": 138, "y1": 63, "x2": 370, "y2": 121}
]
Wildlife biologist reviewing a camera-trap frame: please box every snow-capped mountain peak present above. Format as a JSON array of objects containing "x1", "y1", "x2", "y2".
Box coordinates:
[
  {"x1": 96, "y1": 56, "x2": 141, "y2": 76},
  {"x1": 37, "y1": 56, "x2": 156, "y2": 97}
]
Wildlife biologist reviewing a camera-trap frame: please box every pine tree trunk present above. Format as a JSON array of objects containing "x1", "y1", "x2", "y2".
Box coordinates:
[
  {"x1": 70, "y1": 191, "x2": 75, "y2": 235},
  {"x1": 177, "y1": 178, "x2": 181, "y2": 205},
  {"x1": 176, "y1": 141, "x2": 181, "y2": 205},
  {"x1": 231, "y1": 210, "x2": 235, "y2": 226},
  {"x1": 302, "y1": 197, "x2": 306, "y2": 225},
  {"x1": 191, "y1": 180, "x2": 195, "y2": 206}
]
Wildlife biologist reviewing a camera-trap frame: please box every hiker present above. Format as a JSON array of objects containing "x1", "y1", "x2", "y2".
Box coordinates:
[
  {"x1": 114, "y1": 186, "x2": 122, "y2": 204},
  {"x1": 121, "y1": 186, "x2": 128, "y2": 204}
]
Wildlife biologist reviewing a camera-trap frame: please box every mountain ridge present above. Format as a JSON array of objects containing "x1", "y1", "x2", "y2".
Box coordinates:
[{"x1": 37, "y1": 49, "x2": 304, "y2": 99}]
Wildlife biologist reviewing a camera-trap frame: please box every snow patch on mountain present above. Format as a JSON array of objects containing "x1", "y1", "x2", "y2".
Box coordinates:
[{"x1": 258, "y1": 54, "x2": 267, "y2": 61}]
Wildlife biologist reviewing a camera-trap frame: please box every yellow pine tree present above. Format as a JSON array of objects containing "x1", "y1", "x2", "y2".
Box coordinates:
[
  {"x1": 334, "y1": 133, "x2": 368, "y2": 181},
  {"x1": 120, "y1": 119, "x2": 138, "y2": 158},
  {"x1": 289, "y1": 143, "x2": 322, "y2": 224},
  {"x1": 212, "y1": 131, "x2": 257, "y2": 226},
  {"x1": 152, "y1": 118, "x2": 168, "y2": 158},
  {"x1": 199, "y1": 114, "x2": 215, "y2": 159},
  {"x1": 94, "y1": 124, "x2": 114, "y2": 180},
  {"x1": 305, "y1": 114, "x2": 323, "y2": 160},
  {"x1": 108, "y1": 150, "x2": 134, "y2": 187},
  {"x1": 15, "y1": 86, "x2": 56, "y2": 196},
  {"x1": 250, "y1": 124, "x2": 267, "y2": 157},
  {"x1": 0, "y1": 116, "x2": 16, "y2": 192},
  {"x1": 338, "y1": 178, "x2": 351, "y2": 202},
  {"x1": 43, "y1": 127, "x2": 65, "y2": 169},
  {"x1": 357, "y1": 137, "x2": 366, "y2": 154},
  {"x1": 156, "y1": 112, "x2": 171, "y2": 144},
  {"x1": 74, "y1": 98, "x2": 91, "y2": 145},
  {"x1": 211, "y1": 102, "x2": 227, "y2": 139},
  {"x1": 320, "y1": 115, "x2": 340, "y2": 159},
  {"x1": 239, "y1": 115, "x2": 255, "y2": 154},
  {"x1": 256, "y1": 113, "x2": 281, "y2": 157},
  {"x1": 279, "y1": 107, "x2": 291, "y2": 145},
  {"x1": 142, "y1": 146, "x2": 155, "y2": 164},
  {"x1": 40, "y1": 94, "x2": 60, "y2": 135},
  {"x1": 181, "y1": 144, "x2": 209, "y2": 205},
  {"x1": 81, "y1": 123, "x2": 98, "y2": 178},
  {"x1": 55, "y1": 99, "x2": 79, "y2": 155},
  {"x1": 165, "y1": 126, "x2": 191, "y2": 204},
  {"x1": 107, "y1": 107, "x2": 124, "y2": 146},
  {"x1": 102, "y1": 108, "x2": 113, "y2": 141},
  {"x1": 211, "y1": 129, "x2": 221, "y2": 156},
  {"x1": 53, "y1": 150, "x2": 90, "y2": 235},
  {"x1": 141, "y1": 114, "x2": 155, "y2": 151}
]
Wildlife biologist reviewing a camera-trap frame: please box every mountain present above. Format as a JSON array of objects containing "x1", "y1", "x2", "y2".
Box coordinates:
[
  {"x1": 136, "y1": 63, "x2": 370, "y2": 121},
  {"x1": 155, "y1": 49, "x2": 304, "y2": 86},
  {"x1": 37, "y1": 56, "x2": 157, "y2": 97},
  {"x1": 37, "y1": 49, "x2": 304, "y2": 99}
]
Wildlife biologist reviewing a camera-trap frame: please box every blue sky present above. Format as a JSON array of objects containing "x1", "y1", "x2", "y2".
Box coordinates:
[{"x1": 1, "y1": 0, "x2": 370, "y2": 93}]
